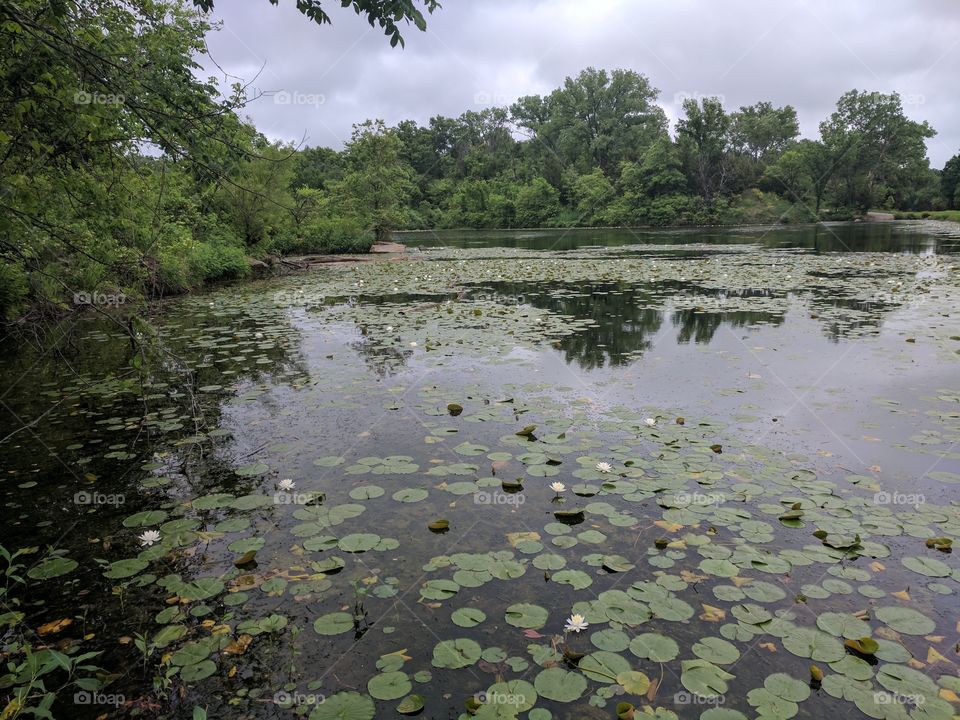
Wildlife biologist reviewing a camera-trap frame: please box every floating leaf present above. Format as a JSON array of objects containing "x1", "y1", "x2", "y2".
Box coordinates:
[
  {"x1": 875, "y1": 606, "x2": 935, "y2": 635},
  {"x1": 103, "y1": 558, "x2": 149, "y2": 579},
  {"x1": 367, "y1": 671, "x2": 411, "y2": 700},
  {"x1": 313, "y1": 612, "x2": 354, "y2": 636},
  {"x1": 616, "y1": 670, "x2": 651, "y2": 695},
  {"x1": 432, "y1": 638, "x2": 481, "y2": 669},
  {"x1": 308, "y1": 691, "x2": 374, "y2": 720},
  {"x1": 27, "y1": 556, "x2": 79, "y2": 580},
  {"x1": 179, "y1": 660, "x2": 216, "y2": 682},
  {"x1": 338, "y1": 533, "x2": 380, "y2": 553},
  {"x1": 843, "y1": 637, "x2": 879, "y2": 656},
  {"x1": 504, "y1": 603, "x2": 548, "y2": 629},
  {"x1": 578, "y1": 650, "x2": 631, "y2": 683},
  {"x1": 533, "y1": 667, "x2": 586, "y2": 702},
  {"x1": 451, "y1": 608, "x2": 485, "y2": 628},
  {"x1": 396, "y1": 695, "x2": 424, "y2": 715},
  {"x1": 629, "y1": 633, "x2": 679, "y2": 662}
]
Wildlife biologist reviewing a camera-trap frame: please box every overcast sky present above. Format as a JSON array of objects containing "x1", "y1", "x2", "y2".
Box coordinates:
[{"x1": 200, "y1": 0, "x2": 959, "y2": 167}]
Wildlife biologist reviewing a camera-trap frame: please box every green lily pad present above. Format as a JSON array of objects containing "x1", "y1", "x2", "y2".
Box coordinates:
[
  {"x1": 396, "y1": 695, "x2": 424, "y2": 715},
  {"x1": 451, "y1": 608, "x2": 486, "y2": 627},
  {"x1": 367, "y1": 671, "x2": 411, "y2": 700},
  {"x1": 692, "y1": 637, "x2": 740, "y2": 664},
  {"x1": 313, "y1": 612, "x2": 354, "y2": 636},
  {"x1": 680, "y1": 659, "x2": 734, "y2": 697},
  {"x1": 179, "y1": 660, "x2": 217, "y2": 682},
  {"x1": 432, "y1": 638, "x2": 482, "y2": 669},
  {"x1": 534, "y1": 667, "x2": 586, "y2": 702},
  {"x1": 504, "y1": 603, "x2": 548, "y2": 629},
  {"x1": 486, "y1": 679, "x2": 537, "y2": 712},
  {"x1": 875, "y1": 606, "x2": 936, "y2": 635},
  {"x1": 103, "y1": 558, "x2": 149, "y2": 579},
  {"x1": 338, "y1": 533, "x2": 380, "y2": 553},
  {"x1": 27, "y1": 556, "x2": 79, "y2": 580},
  {"x1": 308, "y1": 691, "x2": 374, "y2": 720},
  {"x1": 579, "y1": 650, "x2": 631, "y2": 683},
  {"x1": 629, "y1": 633, "x2": 679, "y2": 662}
]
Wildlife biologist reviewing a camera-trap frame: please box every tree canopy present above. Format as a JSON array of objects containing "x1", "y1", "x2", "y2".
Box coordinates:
[
  {"x1": 0, "y1": 1, "x2": 949, "y2": 324},
  {"x1": 190, "y1": 0, "x2": 440, "y2": 46}
]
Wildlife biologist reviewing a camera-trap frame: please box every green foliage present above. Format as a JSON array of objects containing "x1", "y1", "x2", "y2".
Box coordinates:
[
  {"x1": 941, "y1": 154, "x2": 960, "y2": 209},
  {"x1": 515, "y1": 178, "x2": 561, "y2": 227},
  {"x1": 819, "y1": 90, "x2": 935, "y2": 212},
  {"x1": 0, "y1": 0, "x2": 946, "y2": 326},
  {"x1": 677, "y1": 97, "x2": 731, "y2": 201},
  {"x1": 334, "y1": 120, "x2": 416, "y2": 242},
  {"x1": 511, "y1": 67, "x2": 668, "y2": 176},
  {"x1": 191, "y1": 0, "x2": 440, "y2": 47}
]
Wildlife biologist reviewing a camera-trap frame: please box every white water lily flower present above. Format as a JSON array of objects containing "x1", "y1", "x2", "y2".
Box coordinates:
[
  {"x1": 386, "y1": 326, "x2": 394, "y2": 331},
  {"x1": 644, "y1": 418, "x2": 657, "y2": 427},
  {"x1": 139, "y1": 530, "x2": 161, "y2": 547},
  {"x1": 410, "y1": 341, "x2": 418, "y2": 347},
  {"x1": 550, "y1": 482, "x2": 566, "y2": 493},
  {"x1": 278, "y1": 479, "x2": 296, "y2": 491},
  {"x1": 596, "y1": 462, "x2": 613, "y2": 473},
  {"x1": 564, "y1": 613, "x2": 589, "y2": 633}
]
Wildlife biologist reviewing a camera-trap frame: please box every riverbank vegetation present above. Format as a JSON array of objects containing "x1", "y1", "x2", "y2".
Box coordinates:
[{"x1": 1, "y1": 0, "x2": 958, "y2": 322}]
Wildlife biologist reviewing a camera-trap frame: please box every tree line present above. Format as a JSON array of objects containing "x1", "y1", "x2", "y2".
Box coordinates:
[{"x1": 1, "y1": 1, "x2": 957, "y2": 322}]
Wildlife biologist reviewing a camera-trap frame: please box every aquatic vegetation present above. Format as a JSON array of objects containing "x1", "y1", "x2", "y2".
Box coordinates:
[{"x1": 0, "y1": 225, "x2": 959, "y2": 718}]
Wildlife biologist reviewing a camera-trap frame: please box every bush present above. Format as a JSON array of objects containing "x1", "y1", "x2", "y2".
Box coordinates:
[
  {"x1": 189, "y1": 242, "x2": 250, "y2": 282},
  {"x1": 515, "y1": 178, "x2": 561, "y2": 227},
  {"x1": 0, "y1": 260, "x2": 29, "y2": 320},
  {"x1": 281, "y1": 217, "x2": 373, "y2": 255}
]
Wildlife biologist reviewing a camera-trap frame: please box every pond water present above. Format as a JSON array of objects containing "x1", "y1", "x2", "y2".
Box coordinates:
[{"x1": 1, "y1": 221, "x2": 959, "y2": 720}]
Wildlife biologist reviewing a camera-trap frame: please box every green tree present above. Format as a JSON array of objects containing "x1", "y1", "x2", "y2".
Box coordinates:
[
  {"x1": 334, "y1": 120, "x2": 415, "y2": 242},
  {"x1": 763, "y1": 139, "x2": 834, "y2": 215},
  {"x1": 291, "y1": 147, "x2": 344, "y2": 191},
  {"x1": 192, "y1": 0, "x2": 440, "y2": 47},
  {"x1": 729, "y1": 102, "x2": 799, "y2": 162},
  {"x1": 820, "y1": 90, "x2": 935, "y2": 211},
  {"x1": 572, "y1": 169, "x2": 615, "y2": 224},
  {"x1": 511, "y1": 68, "x2": 667, "y2": 176},
  {"x1": 515, "y1": 178, "x2": 561, "y2": 227},
  {"x1": 942, "y1": 153, "x2": 960, "y2": 209},
  {"x1": 677, "y1": 97, "x2": 731, "y2": 201}
]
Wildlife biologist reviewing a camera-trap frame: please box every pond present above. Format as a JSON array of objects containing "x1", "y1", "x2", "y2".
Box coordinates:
[{"x1": 1, "y1": 221, "x2": 959, "y2": 720}]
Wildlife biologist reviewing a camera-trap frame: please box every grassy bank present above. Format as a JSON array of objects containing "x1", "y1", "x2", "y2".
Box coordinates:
[{"x1": 891, "y1": 210, "x2": 960, "y2": 223}]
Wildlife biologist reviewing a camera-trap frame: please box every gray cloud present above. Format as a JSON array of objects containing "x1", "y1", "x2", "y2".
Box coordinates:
[{"x1": 201, "y1": 0, "x2": 960, "y2": 166}]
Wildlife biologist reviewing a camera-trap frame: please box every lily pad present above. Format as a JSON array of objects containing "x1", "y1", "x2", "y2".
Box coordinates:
[
  {"x1": 504, "y1": 603, "x2": 548, "y2": 629},
  {"x1": 534, "y1": 667, "x2": 586, "y2": 702},
  {"x1": 367, "y1": 671, "x2": 411, "y2": 700},
  {"x1": 308, "y1": 691, "x2": 374, "y2": 720},
  {"x1": 313, "y1": 612, "x2": 354, "y2": 636}
]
